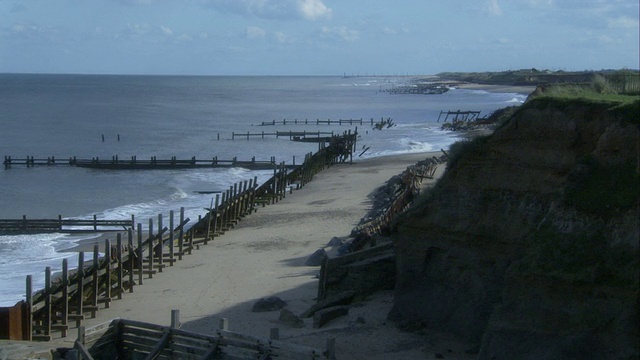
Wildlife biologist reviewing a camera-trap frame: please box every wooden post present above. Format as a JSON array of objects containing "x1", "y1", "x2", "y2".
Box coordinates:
[
  {"x1": 212, "y1": 194, "x2": 220, "y2": 236},
  {"x1": 270, "y1": 328, "x2": 279, "y2": 340},
  {"x1": 171, "y1": 310, "x2": 180, "y2": 328},
  {"x1": 157, "y1": 214, "x2": 163, "y2": 272},
  {"x1": 219, "y1": 318, "x2": 229, "y2": 331},
  {"x1": 169, "y1": 210, "x2": 175, "y2": 265},
  {"x1": 93, "y1": 214, "x2": 98, "y2": 231},
  {"x1": 75, "y1": 252, "x2": 84, "y2": 327},
  {"x1": 116, "y1": 234, "x2": 123, "y2": 299},
  {"x1": 148, "y1": 218, "x2": 154, "y2": 278},
  {"x1": 77, "y1": 325, "x2": 86, "y2": 345},
  {"x1": 178, "y1": 208, "x2": 184, "y2": 260},
  {"x1": 25, "y1": 275, "x2": 32, "y2": 341},
  {"x1": 128, "y1": 229, "x2": 134, "y2": 293},
  {"x1": 137, "y1": 226, "x2": 143, "y2": 286},
  {"x1": 90, "y1": 244, "x2": 99, "y2": 318},
  {"x1": 103, "y1": 239, "x2": 111, "y2": 308},
  {"x1": 61, "y1": 259, "x2": 69, "y2": 337},
  {"x1": 43, "y1": 266, "x2": 52, "y2": 339}
]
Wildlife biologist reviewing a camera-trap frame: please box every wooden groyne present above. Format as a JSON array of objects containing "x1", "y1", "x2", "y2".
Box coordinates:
[
  {"x1": 256, "y1": 118, "x2": 376, "y2": 126},
  {"x1": 436, "y1": 110, "x2": 482, "y2": 122},
  {"x1": 0, "y1": 215, "x2": 134, "y2": 235},
  {"x1": 3, "y1": 155, "x2": 298, "y2": 170},
  {"x1": 73, "y1": 315, "x2": 335, "y2": 359},
  {"x1": 385, "y1": 83, "x2": 449, "y2": 94},
  {"x1": 231, "y1": 130, "x2": 335, "y2": 141},
  {"x1": 0, "y1": 131, "x2": 357, "y2": 342}
]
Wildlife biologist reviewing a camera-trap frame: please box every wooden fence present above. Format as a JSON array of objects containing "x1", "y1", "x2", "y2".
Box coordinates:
[
  {"x1": 256, "y1": 117, "x2": 380, "y2": 126},
  {"x1": 0, "y1": 131, "x2": 358, "y2": 342},
  {"x1": 3, "y1": 155, "x2": 295, "y2": 170},
  {"x1": 0, "y1": 215, "x2": 134, "y2": 234},
  {"x1": 74, "y1": 313, "x2": 335, "y2": 360}
]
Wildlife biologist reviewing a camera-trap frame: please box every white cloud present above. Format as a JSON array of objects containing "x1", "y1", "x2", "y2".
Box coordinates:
[
  {"x1": 160, "y1": 25, "x2": 173, "y2": 36},
  {"x1": 297, "y1": 0, "x2": 332, "y2": 20},
  {"x1": 607, "y1": 16, "x2": 639, "y2": 29},
  {"x1": 274, "y1": 31, "x2": 290, "y2": 43},
  {"x1": 321, "y1": 26, "x2": 359, "y2": 42},
  {"x1": 246, "y1": 26, "x2": 266, "y2": 39},
  {"x1": 486, "y1": 0, "x2": 503, "y2": 16},
  {"x1": 205, "y1": 0, "x2": 331, "y2": 21}
]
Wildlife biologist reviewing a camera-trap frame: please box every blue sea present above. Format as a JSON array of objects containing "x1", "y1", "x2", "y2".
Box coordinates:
[{"x1": 0, "y1": 74, "x2": 528, "y2": 306}]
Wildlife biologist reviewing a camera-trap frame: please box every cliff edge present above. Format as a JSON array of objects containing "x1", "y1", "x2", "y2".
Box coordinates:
[{"x1": 392, "y1": 96, "x2": 639, "y2": 359}]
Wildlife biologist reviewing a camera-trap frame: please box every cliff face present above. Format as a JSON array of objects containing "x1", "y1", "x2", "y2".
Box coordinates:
[{"x1": 392, "y1": 97, "x2": 639, "y2": 359}]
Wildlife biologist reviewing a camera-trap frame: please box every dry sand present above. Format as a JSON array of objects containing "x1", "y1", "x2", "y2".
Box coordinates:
[{"x1": 46, "y1": 152, "x2": 474, "y2": 359}]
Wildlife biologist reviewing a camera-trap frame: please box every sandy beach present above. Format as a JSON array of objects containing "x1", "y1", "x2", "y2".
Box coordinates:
[{"x1": 44, "y1": 151, "x2": 475, "y2": 359}]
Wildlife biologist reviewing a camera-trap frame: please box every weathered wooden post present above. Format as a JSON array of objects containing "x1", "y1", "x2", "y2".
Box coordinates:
[
  {"x1": 74, "y1": 252, "x2": 85, "y2": 327},
  {"x1": 127, "y1": 229, "x2": 134, "y2": 293},
  {"x1": 157, "y1": 214, "x2": 163, "y2": 272},
  {"x1": 25, "y1": 275, "x2": 32, "y2": 341},
  {"x1": 137, "y1": 226, "x2": 143, "y2": 286},
  {"x1": 171, "y1": 310, "x2": 180, "y2": 328},
  {"x1": 60, "y1": 259, "x2": 69, "y2": 337},
  {"x1": 103, "y1": 238, "x2": 111, "y2": 308},
  {"x1": 90, "y1": 244, "x2": 99, "y2": 317},
  {"x1": 42, "y1": 266, "x2": 52, "y2": 340},
  {"x1": 148, "y1": 218, "x2": 154, "y2": 278},
  {"x1": 178, "y1": 208, "x2": 184, "y2": 260},
  {"x1": 169, "y1": 210, "x2": 175, "y2": 265},
  {"x1": 116, "y1": 234, "x2": 123, "y2": 299}
]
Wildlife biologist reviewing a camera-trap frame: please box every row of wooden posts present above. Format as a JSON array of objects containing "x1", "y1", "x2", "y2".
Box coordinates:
[
  {"x1": 3, "y1": 155, "x2": 294, "y2": 170},
  {"x1": 256, "y1": 118, "x2": 384, "y2": 126},
  {"x1": 0, "y1": 131, "x2": 358, "y2": 342}
]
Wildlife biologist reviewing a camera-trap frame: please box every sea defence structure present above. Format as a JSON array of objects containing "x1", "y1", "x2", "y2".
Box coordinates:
[{"x1": 0, "y1": 132, "x2": 357, "y2": 357}]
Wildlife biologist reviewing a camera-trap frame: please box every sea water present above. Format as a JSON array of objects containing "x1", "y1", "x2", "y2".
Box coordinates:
[{"x1": 0, "y1": 74, "x2": 527, "y2": 305}]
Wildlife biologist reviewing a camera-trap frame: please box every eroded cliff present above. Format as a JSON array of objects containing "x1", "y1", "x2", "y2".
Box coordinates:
[{"x1": 392, "y1": 97, "x2": 639, "y2": 359}]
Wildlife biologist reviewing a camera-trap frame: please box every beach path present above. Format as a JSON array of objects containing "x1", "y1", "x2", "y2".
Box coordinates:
[{"x1": 52, "y1": 151, "x2": 457, "y2": 359}]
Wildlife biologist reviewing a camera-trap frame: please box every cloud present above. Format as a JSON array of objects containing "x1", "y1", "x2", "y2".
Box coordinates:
[
  {"x1": 246, "y1": 26, "x2": 266, "y2": 39},
  {"x1": 321, "y1": 26, "x2": 359, "y2": 42},
  {"x1": 607, "y1": 16, "x2": 639, "y2": 29},
  {"x1": 204, "y1": 0, "x2": 331, "y2": 20},
  {"x1": 298, "y1": 0, "x2": 332, "y2": 20},
  {"x1": 274, "y1": 31, "x2": 291, "y2": 43},
  {"x1": 160, "y1": 25, "x2": 173, "y2": 36},
  {"x1": 486, "y1": 0, "x2": 503, "y2": 16}
]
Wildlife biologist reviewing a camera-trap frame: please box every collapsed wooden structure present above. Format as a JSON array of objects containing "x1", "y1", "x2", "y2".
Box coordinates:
[
  {"x1": 436, "y1": 110, "x2": 482, "y2": 123},
  {"x1": 72, "y1": 314, "x2": 334, "y2": 360}
]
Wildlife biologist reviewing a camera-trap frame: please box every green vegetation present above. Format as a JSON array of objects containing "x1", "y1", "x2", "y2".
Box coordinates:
[
  {"x1": 445, "y1": 134, "x2": 489, "y2": 169},
  {"x1": 437, "y1": 68, "x2": 640, "y2": 95}
]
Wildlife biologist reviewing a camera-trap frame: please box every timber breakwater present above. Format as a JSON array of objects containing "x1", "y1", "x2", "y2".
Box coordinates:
[{"x1": 0, "y1": 132, "x2": 357, "y2": 350}]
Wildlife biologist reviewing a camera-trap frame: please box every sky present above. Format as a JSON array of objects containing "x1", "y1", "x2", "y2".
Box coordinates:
[{"x1": 0, "y1": 0, "x2": 638, "y2": 75}]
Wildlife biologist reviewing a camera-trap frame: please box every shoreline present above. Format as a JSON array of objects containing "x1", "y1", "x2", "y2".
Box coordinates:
[{"x1": 43, "y1": 150, "x2": 475, "y2": 359}]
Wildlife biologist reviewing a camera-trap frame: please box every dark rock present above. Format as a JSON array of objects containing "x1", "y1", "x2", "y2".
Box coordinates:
[
  {"x1": 279, "y1": 309, "x2": 305, "y2": 328},
  {"x1": 313, "y1": 306, "x2": 349, "y2": 328},
  {"x1": 251, "y1": 296, "x2": 287, "y2": 312},
  {"x1": 301, "y1": 290, "x2": 356, "y2": 318},
  {"x1": 327, "y1": 237, "x2": 343, "y2": 247},
  {"x1": 305, "y1": 248, "x2": 327, "y2": 266}
]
